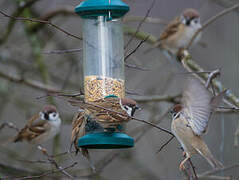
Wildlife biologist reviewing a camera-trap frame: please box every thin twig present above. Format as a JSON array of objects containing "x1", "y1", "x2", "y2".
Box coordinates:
[
  {"x1": 0, "y1": 122, "x2": 19, "y2": 132},
  {"x1": 124, "y1": 0, "x2": 156, "y2": 50},
  {"x1": 188, "y1": 158, "x2": 198, "y2": 180},
  {"x1": 132, "y1": 94, "x2": 181, "y2": 103},
  {"x1": 12, "y1": 162, "x2": 77, "y2": 180},
  {"x1": 37, "y1": 145, "x2": 75, "y2": 180},
  {"x1": 187, "y1": 3, "x2": 239, "y2": 49},
  {"x1": 0, "y1": 10, "x2": 82, "y2": 41},
  {"x1": 205, "y1": 69, "x2": 221, "y2": 89},
  {"x1": 156, "y1": 136, "x2": 175, "y2": 153},
  {"x1": 123, "y1": 16, "x2": 167, "y2": 24},
  {"x1": 125, "y1": 35, "x2": 150, "y2": 62},
  {"x1": 0, "y1": 71, "x2": 60, "y2": 93},
  {"x1": 125, "y1": 63, "x2": 151, "y2": 71},
  {"x1": 198, "y1": 163, "x2": 239, "y2": 177},
  {"x1": 67, "y1": 99, "x2": 174, "y2": 136},
  {"x1": 43, "y1": 48, "x2": 83, "y2": 54}
]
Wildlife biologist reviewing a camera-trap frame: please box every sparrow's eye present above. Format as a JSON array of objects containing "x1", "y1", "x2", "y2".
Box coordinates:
[{"x1": 49, "y1": 112, "x2": 57, "y2": 120}]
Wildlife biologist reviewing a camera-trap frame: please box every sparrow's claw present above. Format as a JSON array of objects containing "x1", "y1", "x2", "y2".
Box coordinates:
[
  {"x1": 179, "y1": 161, "x2": 186, "y2": 171},
  {"x1": 179, "y1": 154, "x2": 190, "y2": 171}
]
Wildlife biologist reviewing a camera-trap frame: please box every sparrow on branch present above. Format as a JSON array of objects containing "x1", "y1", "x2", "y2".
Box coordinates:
[
  {"x1": 14, "y1": 105, "x2": 61, "y2": 144},
  {"x1": 145, "y1": 8, "x2": 201, "y2": 56}
]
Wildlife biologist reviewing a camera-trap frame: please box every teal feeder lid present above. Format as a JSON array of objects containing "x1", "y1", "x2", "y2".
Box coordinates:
[
  {"x1": 75, "y1": 0, "x2": 130, "y2": 19},
  {"x1": 78, "y1": 132, "x2": 134, "y2": 149}
]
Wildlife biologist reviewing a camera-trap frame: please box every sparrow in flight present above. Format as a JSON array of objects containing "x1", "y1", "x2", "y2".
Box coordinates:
[{"x1": 171, "y1": 77, "x2": 225, "y2": 170}]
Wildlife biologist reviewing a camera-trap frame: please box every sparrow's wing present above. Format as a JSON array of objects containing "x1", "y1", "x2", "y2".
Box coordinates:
[
  {"x1": 29, "y1": 120, "x2": 50, "y2": 134},
  {"x1": 14, "y1": 114, "x2": 44, "y2": 142},
  {"x1": 159, "y1": 17, "x2": 181, "y2": 41},
  {"x1": 27, "y1": 114, "x2": 40, "y2": 126},
  {"x1": 71, "y1": 110, "x2": 86, "y2": 154},
  {"x1": 182, "y1": 77, "x2": 212, "y2": 135}
]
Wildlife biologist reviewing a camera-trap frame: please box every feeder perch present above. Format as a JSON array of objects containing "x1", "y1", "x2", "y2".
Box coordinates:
[{"x1": 75, "y1": 0, "x2": 133, "y2": 149}]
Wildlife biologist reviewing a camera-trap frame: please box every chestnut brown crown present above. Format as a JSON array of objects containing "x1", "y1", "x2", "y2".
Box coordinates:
[{"x1": 182, "y1": 8, "x2": 200, "y2": 19}]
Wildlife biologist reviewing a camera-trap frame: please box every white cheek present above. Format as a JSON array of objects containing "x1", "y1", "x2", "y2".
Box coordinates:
[
  {"x1": 190, "y1": 20, "x2": 201, "y2": 30},
  {"x1": 126, "y1": 108, "x2": 132, "y2": 116},
  {"x1": 49, "y1": 113, "x2": 59, "y2": 121},
  {"x1": 39, "y1": 112, "x2": 45, "y2": 120}
]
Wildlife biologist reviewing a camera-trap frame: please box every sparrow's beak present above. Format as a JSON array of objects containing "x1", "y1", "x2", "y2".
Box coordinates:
[
  {"x1": 169, "y1": 109, "x2": 174, "y2": 114},
  {"x1": 135, "y1": 105, "x2": 141, "y2": 111},
  {"x1": 131, "y1": 105, "x2": 141, "y2": 117}
]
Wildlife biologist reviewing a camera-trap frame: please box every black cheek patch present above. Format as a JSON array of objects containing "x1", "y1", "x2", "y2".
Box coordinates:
[
  {"x1": 44, "y1": 113, "x2": 49, "y2": 120},
  {"x1": 131, "y1": 107, "x2": 136, "y2": 117}
]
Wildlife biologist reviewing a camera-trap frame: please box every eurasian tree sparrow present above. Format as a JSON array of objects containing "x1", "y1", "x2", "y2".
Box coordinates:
[
  {"x1": 69, "y1": 96, "x2": 140, "y2": 129},
  {"x1": 14, "y1": 105, "x2": 61, "y2": 144},
  {"x1": 170, "y1": 77, "x2": 225, "y2": 170},
  {"x1": 70, "y1": 96, "x2": 139, "y2": 171},
  {"x1": 145, "y1": 8, "x2": 202, "y2": 56}
]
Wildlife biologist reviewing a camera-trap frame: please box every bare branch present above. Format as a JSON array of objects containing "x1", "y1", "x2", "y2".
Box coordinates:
[
  {"x1": 124, "y1": 0, "x2": 156, "y2": 50},
  {"x1": 43, "y1": 48, "x2": 83, "y2": 55},
  {"x1": 37, "y1": 145, "x2": 76, "y2": 180},
  {"x1": 12, "y1": 162, "x2": 77, "y2": 180},
  {"x1": 66, "y1": 98, "x2": 174, "y2": 136},
  {"x1": 125, "y1": 63, "x2": 151, "y2": 71},
  {"x1": 0, "y1": 71, "x2": 60, "y2": 93},
  {"x1": 0, "y1": 10, "x2": 82, "y2": 41},
  {"x1": 209, "y1": 0, "x2": 239, "y2": 13},
  {"x1": 125, "y1": 35, "x2": 150, "y2": 62},
  {"x1": 205, "y1": 69, "x2": 221, "y2": 89},
  {"x1": 0, "y1": 122, "x2": 19, "y2": 132},
  {"x1": 132, "y1": 94, "x2": 181, "y2": 103},
  {"x1": 123, "y1": 16, "x2": 167, "y2": 24},
  {"x1": 156, "y1": 136, "x2": 175, "y2": 153},
  {"x1": 198, "y1": 163, "x2": 239, "y2": 177}
]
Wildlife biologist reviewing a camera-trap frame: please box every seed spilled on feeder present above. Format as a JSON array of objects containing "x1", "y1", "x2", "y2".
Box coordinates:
[{"x1": 84, "y1": 75, "x2": 125, "y2": 102}]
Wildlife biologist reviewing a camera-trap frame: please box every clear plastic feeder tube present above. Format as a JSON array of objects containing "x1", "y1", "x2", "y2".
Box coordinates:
[{"x1": 83, "y1": 16, "x2": 125, "y2": 102}]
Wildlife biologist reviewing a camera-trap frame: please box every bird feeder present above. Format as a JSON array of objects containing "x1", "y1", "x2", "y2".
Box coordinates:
[{"x1": 75, "y1": 0, "x2": 133, "y2": 149}]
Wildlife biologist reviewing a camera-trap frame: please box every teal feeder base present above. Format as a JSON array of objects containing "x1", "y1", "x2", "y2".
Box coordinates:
[{"x1": 78, "y1": 132, "x2": 134, "y2": 149}]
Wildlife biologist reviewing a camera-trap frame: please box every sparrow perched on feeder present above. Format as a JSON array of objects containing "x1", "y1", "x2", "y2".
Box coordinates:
[
  {"x1": 171, "y1": 77, "x2": 225, "y2": 170},
  {"x1": 145, "y1": 8, "x2": 202, "y2": 55},
  {"x1": 14, "y1": 105, "x2": 61, "y2": 144},
  {"x1": 70, "y1": 96, "x2": 139, "y2": 171},
  {"x1": 69, "y1": 96, "x2": 140, "y2": 129}
]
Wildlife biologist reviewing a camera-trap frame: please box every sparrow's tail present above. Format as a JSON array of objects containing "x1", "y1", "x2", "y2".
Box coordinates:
[
  {"x1": 204, "y1": 152, "x2": 223, "y2": 169},
  {"x1": 197, "y1": 145, "x2": 223, "y2": 169},
  {"x1": 82, "y1": 148, "x2": 96, "y2": 173}
]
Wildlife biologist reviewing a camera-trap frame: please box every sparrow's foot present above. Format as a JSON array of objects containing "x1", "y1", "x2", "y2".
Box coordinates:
[
  {"x1": 179, "y1": 161, "x2": 186, "y2": 171},
  {"x1": 179, "y1": 154, "x2": 190, "y2": 171}
]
